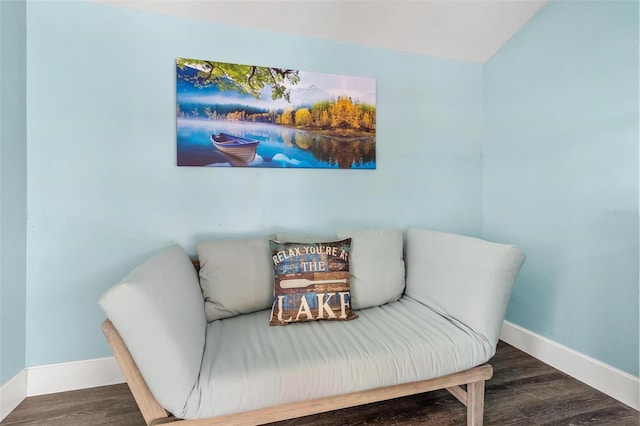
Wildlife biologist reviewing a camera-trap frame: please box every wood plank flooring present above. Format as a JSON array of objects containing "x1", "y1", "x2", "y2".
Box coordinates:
[{"x1": 2, "y1": 342, "x2": 638, "y2": 425}]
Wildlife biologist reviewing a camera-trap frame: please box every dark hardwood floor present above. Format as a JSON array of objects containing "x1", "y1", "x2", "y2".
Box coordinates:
[{"x1": 2, "y1": 341, "x2": 638, "y2": 425}]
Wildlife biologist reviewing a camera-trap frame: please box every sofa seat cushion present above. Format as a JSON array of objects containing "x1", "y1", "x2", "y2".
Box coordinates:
[{"x1": 180, "y1": 296, "x2": 494, "y2": 419}]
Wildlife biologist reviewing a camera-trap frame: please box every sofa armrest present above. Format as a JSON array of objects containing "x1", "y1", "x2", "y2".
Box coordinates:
[
  {"x1": 405, "y1": 229, "x2": 525, "y2": 348},
  {"x1": 99, "y1": 245, "x2": 206, "y2": 418}
]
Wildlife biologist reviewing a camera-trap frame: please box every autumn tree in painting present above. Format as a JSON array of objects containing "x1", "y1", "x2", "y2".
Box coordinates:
[
  {"x1": 228, "y1": 98, "x2": 376, "y2": 133},
  {"x1": 330, "y1": 97, "x2": 361, "y2": 129},
  {"x1": 310, "y1": 101, "x2": 332, "y2": 129},
  {"x1": 295, "y1": 108, "x2": 312, "y2": 127},
  {"x1": 280, "y1": 108, "x2": 295, "y2": 125},
  {"x1": 307, "y1": 97, "x2": 375, "y2": 133}
]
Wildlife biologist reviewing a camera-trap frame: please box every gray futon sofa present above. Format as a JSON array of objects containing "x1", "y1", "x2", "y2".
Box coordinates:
[{"x1": 99, "y1": 228, "x2": 525, "y2": 425}]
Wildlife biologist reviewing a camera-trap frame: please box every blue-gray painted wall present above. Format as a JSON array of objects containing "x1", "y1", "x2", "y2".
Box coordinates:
[
  {"x1": 0, "y1": 0, "x2": 27, "y2": 385},
  {"x1": 24, "y1": 1, "x2": 483, "y2": 367},
  {"x1": 484, "y1": 0, "x2": 639, "y2": 376}
]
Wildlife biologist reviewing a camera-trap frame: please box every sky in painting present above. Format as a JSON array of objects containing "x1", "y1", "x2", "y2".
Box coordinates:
[{"x1": 296, "y1": 70, "x2": 376, "y2": 101}]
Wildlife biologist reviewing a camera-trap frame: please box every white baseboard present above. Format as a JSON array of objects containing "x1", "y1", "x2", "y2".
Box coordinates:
[
  {"x1": 500, "y1": 320, "x2": 640, "y2": 411},
  {"x1": 27, "y1": 356, "x2": 124, "y2": 397},
  {"x1": 0, "y1": 369, "x2": 27, "y2": 422}
]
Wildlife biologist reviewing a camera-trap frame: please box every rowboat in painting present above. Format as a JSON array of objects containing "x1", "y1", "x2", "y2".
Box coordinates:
[{"x1": 210, "y1": 133, "x2": 260, "y2": 163}]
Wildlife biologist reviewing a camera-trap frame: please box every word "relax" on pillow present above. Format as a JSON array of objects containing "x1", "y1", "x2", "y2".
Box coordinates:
[{"x1": 272, "y1": 244, "x2": 349, "y2": 265}]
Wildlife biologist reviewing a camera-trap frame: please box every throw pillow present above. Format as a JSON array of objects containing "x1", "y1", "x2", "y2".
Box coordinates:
[
  {"x1": 198, "y1": 236, "x2": 273, "y2": 322},
  {"x1": 336, "y1": 228, "x2": 405, "y2": 310},
  {"x1": 269, "y1": 238, "x2": 358, "y2": 326}
]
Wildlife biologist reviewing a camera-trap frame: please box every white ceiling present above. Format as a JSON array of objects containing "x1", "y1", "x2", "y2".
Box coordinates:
[{"x1": 94, "y1": 0, "x2": 548, "y2": 63}]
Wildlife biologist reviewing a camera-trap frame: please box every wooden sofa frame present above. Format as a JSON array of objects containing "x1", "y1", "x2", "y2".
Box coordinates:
[
  {"x1": 103, "y1": 259, "x2": 494, "y2": 425},
  {"x1": 103, "y1": 319, "x2": 493, "y2": 426}
]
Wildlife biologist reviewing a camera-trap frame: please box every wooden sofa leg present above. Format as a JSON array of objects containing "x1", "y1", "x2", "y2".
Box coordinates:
[{"x1": 466, "y1": 380, "x2": 485, "y2": 426}]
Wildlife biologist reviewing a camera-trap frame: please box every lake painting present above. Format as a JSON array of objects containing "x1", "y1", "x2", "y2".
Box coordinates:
[{"x1": 176, "y1": 58, "x2": 376, "y2": 169}]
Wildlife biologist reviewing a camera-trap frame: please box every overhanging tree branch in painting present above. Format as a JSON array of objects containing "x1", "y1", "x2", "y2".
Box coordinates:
[{"x1": 176, "y1": 58, "x2": 300, "y2": 102}]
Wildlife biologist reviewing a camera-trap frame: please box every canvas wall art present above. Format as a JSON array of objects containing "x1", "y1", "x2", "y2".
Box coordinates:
[{"x1": 176, "y1": 58, "x2": 376, "y2": 169}]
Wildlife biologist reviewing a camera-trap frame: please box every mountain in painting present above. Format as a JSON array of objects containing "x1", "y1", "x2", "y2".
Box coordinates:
[{"x1": 289, "y1": 84, "x2": 333, "y2": 107}]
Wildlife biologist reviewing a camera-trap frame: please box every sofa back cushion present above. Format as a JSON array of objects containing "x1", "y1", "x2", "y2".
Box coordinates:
[
  {"x1": 198, "y1": 237, "x2": 274, "y2": 321},
  {"x1": 405, "y1": 228, "x2": 525, "y2": 347},
  {"x1": 277, "y1": 228, "x2": 406, "y2": 310},
  {"x1": 99, "y1": 245, "x2": 206, "y2": 416},
  {"x1": 336, "y1": 228, "x2": 405, "y2": 310}
]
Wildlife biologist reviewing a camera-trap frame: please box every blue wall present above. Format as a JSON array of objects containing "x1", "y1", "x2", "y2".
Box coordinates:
[
  {"x1": 24, "y1": 1, "x2": 483, "y2": 366},
  {"x1": 484, "y1": 0, "x2": 639, "y2": 376},
  {"x1": 0, "y1": 0, "x2": 27, "y2": 384}
]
